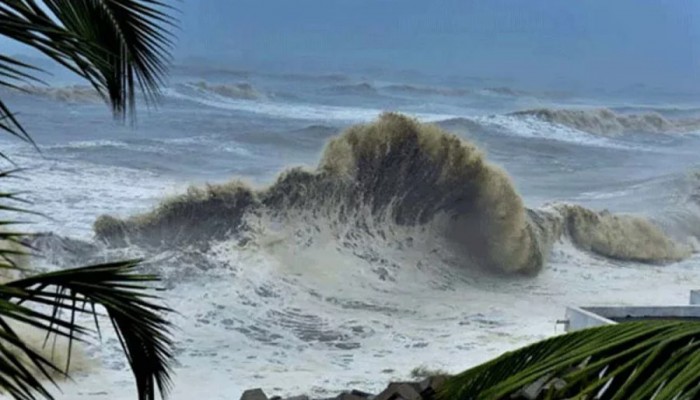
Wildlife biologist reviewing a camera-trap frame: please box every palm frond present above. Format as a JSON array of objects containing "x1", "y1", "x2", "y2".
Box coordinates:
[
  {"x1": 0, "y1": 261, "x2": 174, "y2": 400},
  {"x1": 0, "y1": 53, "x2": 41, "y2": 148},
  {"x1": 0, "y1": 170, "x2": 174, "y2": 400},
  {"x1": 439, "y1": 321, "x2": 700, "y2": 400},
  {"x1": 39, "y1": 0, "x2": 176, "y2": 118},
  {"x1": 0, "y1": 0, "x2": 174, "y2": 136},
  {"x1": 0, "y1": 3, "x2": 177, "y2": 399}
]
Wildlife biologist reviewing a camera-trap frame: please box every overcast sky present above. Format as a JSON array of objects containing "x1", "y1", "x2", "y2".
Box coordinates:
[{"x1": 2, "y1": 0, "x2": 698, "y2": 91}]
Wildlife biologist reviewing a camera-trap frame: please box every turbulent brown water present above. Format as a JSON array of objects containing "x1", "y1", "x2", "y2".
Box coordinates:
[{"x1": 94, "y1": 113, "x2": 693, "y2": 275}]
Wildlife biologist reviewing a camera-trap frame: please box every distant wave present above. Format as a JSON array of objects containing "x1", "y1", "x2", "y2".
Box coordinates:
[
  {"x1": 437, "y1": 116, "x2": 636, "y2": 150},
  {"x1": 611, "y1": 105, "x2": 700, "y2": 118},
  {"x1": 187, "y1": 81, "x2": 263, "y2": 100},
  {"x1": 483, "y1": 87, "x2": 524, "y2": 96},
  {"x1": 511, "y1": 108, "x2": 700, "y2": 136},
  {"x1": 94, "y1": 114, "x2": 692, "y2": 276},
  {"x1": 46, "y1": 139, "x2": 130, "y2": 150},
  {"x1": 165, "y1": 87, "x2": 455, "y2": 122},
  {"x1": 384, "y1": 84, "x2": 470, "y2": 97},
  {"x1": 171, "y1": 64, "x2": 251, "y2": 79},
  {"x1": 322, "y1": 83, "x2": 378, "y2": 96},
  {"x1": 384, "y1": 84, "x2": 527, "y2": 98},
  {"x1": 235, "y1": 124, "x2": 338, "y2": 149},
  {"x1": 16, "y1": 84, "x2": 104, "y2": 103},
  {"x1": 274, "y1": 73, "x2": 350, "y2": 83}
]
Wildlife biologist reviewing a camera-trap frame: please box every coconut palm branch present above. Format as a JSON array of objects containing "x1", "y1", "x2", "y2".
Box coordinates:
[
  {"x1": 0, "y1": 0, "x2": 175, "y2": 142},
  {"x1": 0, "y1": 1, "x2": 176, "y2": 399},
  {"x1": 439, "y1": 320, "x2": 700, "y2": 400},
  {"x1": 0, "y1": 172, "x2": 174, "y2": 400},
  {"x1": 1, "y1": 261, "x2": 173, "y2": 400}
]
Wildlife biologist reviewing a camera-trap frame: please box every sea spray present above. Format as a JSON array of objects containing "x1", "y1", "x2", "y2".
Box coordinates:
[{"x1": 534, "y1": 204, "x2": 691, "y2": 263}]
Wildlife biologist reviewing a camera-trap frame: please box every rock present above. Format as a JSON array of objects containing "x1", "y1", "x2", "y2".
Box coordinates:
[
  {"x1": 350, "y1": 390, "x2": 374, "y2": 398},
  {"x1": 336, "y1": 391, "x2": 373, "y2": 400},
  {"x1": 241, "y1": 388, "x2": 268, "y2": 400},
  {"x1": 336, "y1": 394, "x2": 366, "y2": 400},
  {"x1": 418, "y1": 375, "x2": 448, "y2": 399},
  {"x1": 284, "y1": 396, "x2": 309, "y2": 400},
  {"x1": 374, "y1": 382, "x2": 422, "y2": 400}
]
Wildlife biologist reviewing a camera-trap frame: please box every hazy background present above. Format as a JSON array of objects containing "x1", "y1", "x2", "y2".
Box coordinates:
[{"x1": 2, "y1": 0, "x2": 699, "y2": 93}]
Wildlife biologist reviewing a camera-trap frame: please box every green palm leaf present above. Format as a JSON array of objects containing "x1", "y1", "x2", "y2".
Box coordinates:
[
  {"x1": 0, "y1": 0, "x2": 174, "y2": 139},
  {"x1": 0, "y1": 172, "x2": 174, "y2": 400},
  {"x1": 4, "y1": 261, "x2": 174, "y2": 400},
  {"x1": 439, "y1": 321, "x2": 700, "y2": 400},
  {"x1": 0, "y1": 1, "x2": 177, "y2": 399}
]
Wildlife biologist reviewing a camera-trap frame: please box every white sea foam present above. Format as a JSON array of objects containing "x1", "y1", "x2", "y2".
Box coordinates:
[
  {"x1": 27, "y1": 239, "x2": 700, "y2": 400},
  {"x1": 472, "y1": 114, "x2": 645, "y2": 149},
  {"x1": 4, "y1": 77, "x2": 700, "y2": 400},
  {"x1": 164, "y1": 87, "x2": 456, "y2": 123}
]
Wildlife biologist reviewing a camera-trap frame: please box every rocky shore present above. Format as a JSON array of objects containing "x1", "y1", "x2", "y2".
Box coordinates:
[{"x1": 240, "y1": 375, "x2": 447, "y2": 400}]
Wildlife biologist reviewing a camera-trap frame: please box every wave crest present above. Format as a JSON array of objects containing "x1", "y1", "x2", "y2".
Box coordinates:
[
  {"x1": 511, "y1": 108, "x2": 700, "y2": 136},
  {"x1": 538, "y1": 204, "x2": 690, "y2": 263},
  {"x1": 188, "y1": 81, "x2": 262, "y2": 100},
  {"x1": 18, "y1": 85, "x2": 104, "y2": 103},
  {"x1": 94, "y1": 113, "x2": 692, "y2": 274}
]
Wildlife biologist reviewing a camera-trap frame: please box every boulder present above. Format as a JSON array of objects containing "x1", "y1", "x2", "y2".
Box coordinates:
[
  {"x1": 350, "y1": 390, "x2": 374, "y2": 398},
  {"x1": 336, "y1": 391, "x2": 373, "y2": 400},
  {"x1": 418, "y1": 375, "x2": 448, "y2": 399},
  {"x1": 374, "y1": 382, "x2": 422, "y2": 400},
  {"x1": 241, "y1": 388, "x2": 268, "y2": 400},
  {"x1": 336, "y1": 394, "x2": 367, "y2": 400}
]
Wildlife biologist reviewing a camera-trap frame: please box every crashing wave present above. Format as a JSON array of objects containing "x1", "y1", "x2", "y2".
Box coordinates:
[
  {"x1": 511, "y1": 108, "x2": 700, "y2": 136},
  {"x1": 531, "y1": 205, "x2": 690, "y2": 263},
  {"x1": 188, "y1": 81, "x2": 262, "y2": 100},
  {"x1": 94, "y1": 113, "x2": 692, "y2": 275}
]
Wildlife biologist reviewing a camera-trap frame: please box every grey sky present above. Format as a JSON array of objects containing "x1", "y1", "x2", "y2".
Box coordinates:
[
  {"x1": 174, "y1": 0, "x2": 699, "y2": 90},
  {"x1": 2, "y1": 1, "x2": 698, "y2": 91}
]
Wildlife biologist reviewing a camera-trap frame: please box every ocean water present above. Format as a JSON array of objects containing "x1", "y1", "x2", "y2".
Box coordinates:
[{"x1": 2, "y1": 66, "x2": 700, "y2": 399}]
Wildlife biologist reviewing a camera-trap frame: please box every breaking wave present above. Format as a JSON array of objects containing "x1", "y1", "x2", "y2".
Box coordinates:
[
  {"x1": 511, "y1": 108, "x2": 700, "y2": 136},
  {"x1": 94, "y1": 113, "x2": 692, "y2": 275},
  {"x1": 17, "y1": 85, "x2": 104, "y2": 103},
  {"x1": 187, "y1": 81, "x2": 263, "y2": 100}
]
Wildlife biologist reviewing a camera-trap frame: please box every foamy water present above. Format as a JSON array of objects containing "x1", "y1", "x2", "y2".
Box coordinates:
[{"x1": 1, "y1": 72, "x2": 700, "y2": 399}]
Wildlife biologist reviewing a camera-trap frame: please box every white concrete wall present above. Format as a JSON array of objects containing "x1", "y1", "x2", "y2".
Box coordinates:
[
  {"x1": 588, "y1": 306, "x2": 700, "y2": 320},
  {"x1": 565, "y1": 305, "x2": 700, "y2": 332},
  {"x1": 565, "y1": 307, "x2": 615, "y2": 331},
  {"x1": 691, "y1": 290, "x2": 700, "y2": 305}
]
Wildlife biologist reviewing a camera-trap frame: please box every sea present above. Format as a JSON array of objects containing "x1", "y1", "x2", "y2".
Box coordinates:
[{"x1": 2, "y1": 63, "x2": 700, "y2": 399}]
